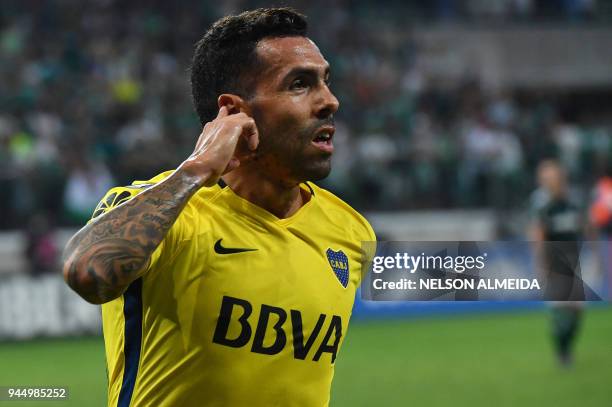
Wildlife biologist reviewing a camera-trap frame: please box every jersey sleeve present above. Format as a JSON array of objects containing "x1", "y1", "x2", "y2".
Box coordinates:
[
  {"x1": 90, "y1": 183, "x2": 184, "y2": 273},
  {"x1": 349, "y1": 210, "x2": 376, "y2": 244},
  {"x1": 351, "y1": 213, "x2": 377, "y2": 282},
  {"x1": 90, "y1": 185, "x2": 149, "y2": 221},
  {"x1": 363, "y1": 217, "x2": 377, "y2": 242}
]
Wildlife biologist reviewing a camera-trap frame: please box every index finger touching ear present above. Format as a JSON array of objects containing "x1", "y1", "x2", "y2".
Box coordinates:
[{"x1": 217, "y1": 105, "x2": 229, "y2": 118}]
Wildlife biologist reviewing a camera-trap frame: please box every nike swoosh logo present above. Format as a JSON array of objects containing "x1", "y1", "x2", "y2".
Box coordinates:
[{"x1": 214, "y1": 239, "x2": 258, "y2": 254}]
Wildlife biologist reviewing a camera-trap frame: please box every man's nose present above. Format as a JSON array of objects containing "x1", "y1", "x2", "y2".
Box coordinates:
[{"x1": 315, "y1": 85, "x2": 339, "y2": 119}]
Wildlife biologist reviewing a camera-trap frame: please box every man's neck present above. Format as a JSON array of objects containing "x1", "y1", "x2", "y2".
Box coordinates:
[{"x1": 222, "y1": 169, "x2": 309, "y2": 219}]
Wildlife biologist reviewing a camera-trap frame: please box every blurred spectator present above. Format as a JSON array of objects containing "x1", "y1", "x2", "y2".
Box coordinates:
[
  {"x1": 590, "y1": 167, "x2": 612, "y2": 234},
  {"x1": 590, "y1": 165, "x2": 612, "y2": 297},
  {"x1": 24, "y1": 213, "x2": 58, "y2": 276},
  {"x1": 63, "y1": 154, "x2": 114, "y2": 225}
]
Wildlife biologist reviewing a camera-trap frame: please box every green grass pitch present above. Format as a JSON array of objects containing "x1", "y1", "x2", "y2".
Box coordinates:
[{"x1": 1, "y1": 307, "x2": 610, "y2": 406}]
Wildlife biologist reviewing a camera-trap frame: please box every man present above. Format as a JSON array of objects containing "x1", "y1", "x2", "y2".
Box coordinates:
[
  {"x1": 590, "y1": 165, "x2": 612, "y2": 298},
  {"x1": 530, "y1": 159, "x2": 584, "y2": 367},
  {"x1": 62, "y1": 8, "x2": 375, "y2": 407}
]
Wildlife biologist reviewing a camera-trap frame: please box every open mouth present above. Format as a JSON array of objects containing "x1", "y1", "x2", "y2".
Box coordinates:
[{"x1": 311, "y1": 127, "x2": 335, "y2": 153}]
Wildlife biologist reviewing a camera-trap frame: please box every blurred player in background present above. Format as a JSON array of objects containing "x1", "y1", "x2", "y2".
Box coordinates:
[
  {"x1": 530, "y1": 159, "x2": 585, "y2": 367},
  {"x1": 62, "y1": 8, "x2": 375, "y2": 407},
  {"x1": 590, "y1": 165, "x2": 612, "y2": 297}
]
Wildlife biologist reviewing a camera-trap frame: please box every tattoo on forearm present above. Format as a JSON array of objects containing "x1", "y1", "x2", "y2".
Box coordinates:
[{"x1": 64, "y1": 173, "x2": 200, "y2": 303}]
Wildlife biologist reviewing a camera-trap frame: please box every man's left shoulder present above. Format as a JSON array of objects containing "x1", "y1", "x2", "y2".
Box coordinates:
[{"x1": 308, "y1": 183, "x2": 376, "y2": 241}]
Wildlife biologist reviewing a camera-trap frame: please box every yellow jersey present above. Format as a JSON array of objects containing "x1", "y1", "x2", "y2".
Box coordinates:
[{"x1": 93, "y1": 171, "x2": 375, "y2": 407}]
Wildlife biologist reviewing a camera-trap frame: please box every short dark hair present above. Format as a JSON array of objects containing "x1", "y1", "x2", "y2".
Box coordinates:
[{"x1": 190, "y1": 8, "x2": 307, "y2": 125}]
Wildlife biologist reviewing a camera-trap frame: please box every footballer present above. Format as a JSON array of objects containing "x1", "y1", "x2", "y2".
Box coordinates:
[
  {"x1": 530, "y1": 160, "x2": 585, "y2": 367},
  {"x1": 63, "y1": 8, "x2": 375, "y2": 407}
]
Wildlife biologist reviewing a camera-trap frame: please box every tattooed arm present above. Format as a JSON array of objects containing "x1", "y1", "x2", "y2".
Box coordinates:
[
  {"x1": 62, "y1": 106, "x2": 259, "y2": 303},
  {"x1": 63, "y1": 172, "x2": 201, "y2": 303}
]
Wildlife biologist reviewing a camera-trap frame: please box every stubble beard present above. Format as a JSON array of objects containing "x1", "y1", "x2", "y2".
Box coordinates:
[{"x1": 253, "y1": 125, "x2": 332, "y2": 184}]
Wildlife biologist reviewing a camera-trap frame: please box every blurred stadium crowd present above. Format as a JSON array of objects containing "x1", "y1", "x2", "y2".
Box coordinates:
[{"x1": 1, "y1": 0, "x2": 611, "y2": 231}]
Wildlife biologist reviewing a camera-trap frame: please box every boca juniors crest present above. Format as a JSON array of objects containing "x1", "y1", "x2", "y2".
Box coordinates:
[{"x1": 326, "y1": 248, "x2": 349, "y2": 288}]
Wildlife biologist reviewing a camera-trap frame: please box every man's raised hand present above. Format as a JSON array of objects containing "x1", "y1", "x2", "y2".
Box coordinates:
[{"x1": 180, "y1": 106, "x2": 259, "y2": 187}]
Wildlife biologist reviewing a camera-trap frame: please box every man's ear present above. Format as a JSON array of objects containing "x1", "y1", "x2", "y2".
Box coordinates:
[{"x1": 218, "y1": 94, "x2": 252, "y2": 116}]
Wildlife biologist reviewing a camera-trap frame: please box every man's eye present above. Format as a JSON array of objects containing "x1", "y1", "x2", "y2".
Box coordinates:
[{"x1": 290, "y1": 78, "x2": 307, "y2": 90}]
